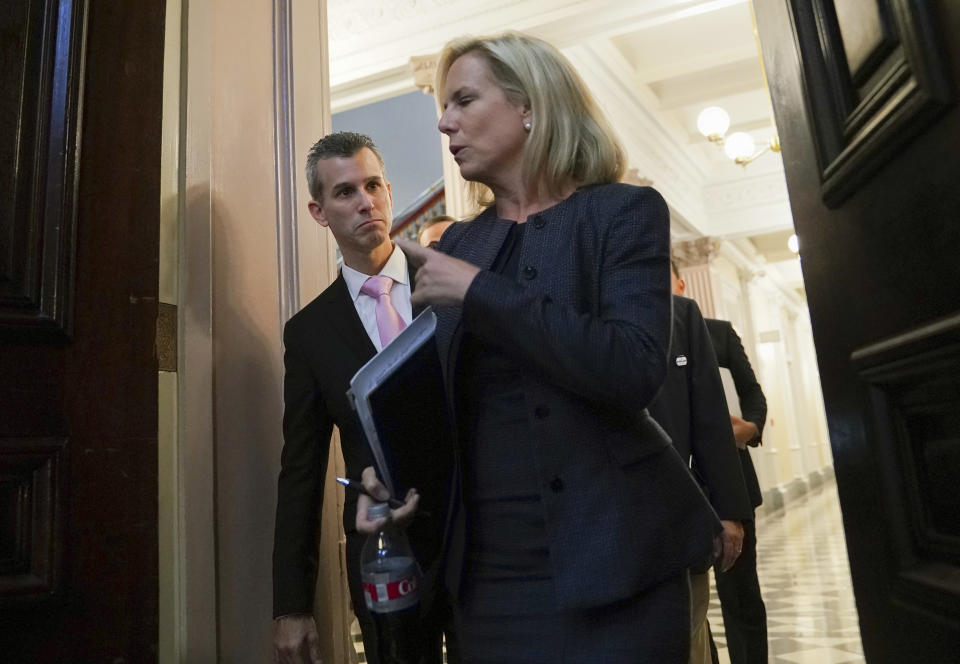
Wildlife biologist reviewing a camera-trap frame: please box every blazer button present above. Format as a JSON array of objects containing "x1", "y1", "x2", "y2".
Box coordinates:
[
  {"x1": 550, "y1": 477, "x2": 564, "y2": 493},
  {"x1": 535, "y1": 404, "x2": 550, "y2": 419},
  {"x1": 523, "y1": 265, "x2": 537, "y2": 280},
  {"x1": 533, "y1": 217, "x2": 546, "y2": 229}
]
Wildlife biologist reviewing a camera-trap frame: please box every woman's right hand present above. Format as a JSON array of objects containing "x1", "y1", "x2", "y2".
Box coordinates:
[
  {"x1": 354, "y1": 465, "x2": 420, "y2": 534},
  {"x1": 396, "y1": 238, "x2": 480, "y2": 308}
]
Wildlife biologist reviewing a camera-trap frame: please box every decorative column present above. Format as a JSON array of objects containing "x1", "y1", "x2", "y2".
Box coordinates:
[
  {"x1": 410, "y1": 54, "x2": 476, "y2": 220},
  {"x1": 672, "y1": 237, "x2": 721, "y2": 317}
]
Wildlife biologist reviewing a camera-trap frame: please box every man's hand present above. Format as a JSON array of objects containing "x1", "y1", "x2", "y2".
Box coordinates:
[
  {"x1": 716, "y1": 519, "x2": 745, "y2": 573},
  {"x1": 396, "y1": 238, "x2": 480, "y2": 308},
  {"x1": 273, "y1": 614, "x2": 321, "y2": 664},
  {"x1": 730, "y1": 415, "x2": 759, "y2": 449},
  {"x1": 355, "y1": 465, "x2": 420, "y2": 534}
]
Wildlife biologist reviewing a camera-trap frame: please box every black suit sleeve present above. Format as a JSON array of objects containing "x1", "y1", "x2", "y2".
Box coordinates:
[
  {"x1": 684, "y1": 300, "x2": 752, "y2": 521},
  {"x1": 714, "y1": 321, "x2": 767, "y2": 445},
  {"x1": 272, "y1": 321, "x2": 332, "y2": 617}
]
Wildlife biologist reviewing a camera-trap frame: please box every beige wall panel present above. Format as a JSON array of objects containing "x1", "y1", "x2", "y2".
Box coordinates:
[
  {"x1": 286, "y1": 0, "x2": 354, "y2": 661},
  {"x1": 174, "y1": 0, "x2": 348, "y2": 661},
  {"x1": 209, "y1": 3, "x2": 284, "y2": 662}
]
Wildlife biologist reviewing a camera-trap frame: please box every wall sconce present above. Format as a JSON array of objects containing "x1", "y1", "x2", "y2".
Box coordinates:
[
  {"x1": 697, "y1": 106, "x2": 730, "y2": 144},
  {"x1": 697, "y1": 106, "x2": 781, "y2": 167}
]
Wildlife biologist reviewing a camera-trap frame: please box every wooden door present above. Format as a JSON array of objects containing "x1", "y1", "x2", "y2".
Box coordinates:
[
  {"x1": 0, "y1": 1, "x2": 166, "y2": 660},
  {"x1": 755, "y1": 1, "x2": 960, "y2": 660}
]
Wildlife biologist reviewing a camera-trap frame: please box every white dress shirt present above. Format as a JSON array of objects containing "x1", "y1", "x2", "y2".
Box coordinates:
[{"x1": 341, "y1": 244, "x2": 413, "y2": 352}]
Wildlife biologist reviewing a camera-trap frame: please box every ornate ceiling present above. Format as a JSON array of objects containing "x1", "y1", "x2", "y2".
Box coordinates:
[{"x1": 328, "y1": 0, "x2": 802, "y2": 290}]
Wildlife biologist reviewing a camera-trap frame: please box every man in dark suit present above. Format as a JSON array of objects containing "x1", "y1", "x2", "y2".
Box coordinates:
[
  {"x1": 705, "y1": 315, "x2": 768, "y2": 664},
  {"x1": 671, "y1": 265, "x2": 769, "y2": 664},
  {"x1": 272, "y1": 132, "x2": 451, "y2": 664},
  {"x1": 648, "y1": 290, "x2": 752, "y2": 664}
]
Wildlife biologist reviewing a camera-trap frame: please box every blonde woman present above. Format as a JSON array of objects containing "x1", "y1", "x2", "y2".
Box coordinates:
[{"x1": 374, "y1": 33, "x2": 719, "y2": 662}]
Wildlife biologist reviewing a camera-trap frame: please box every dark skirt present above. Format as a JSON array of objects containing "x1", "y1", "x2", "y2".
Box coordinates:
[
  {"x1": 453, "y1": 221, "x2": 690, "y2": 661},
  {"x1": 454, "y1": 571, "x2": 690, "y2": 664}
]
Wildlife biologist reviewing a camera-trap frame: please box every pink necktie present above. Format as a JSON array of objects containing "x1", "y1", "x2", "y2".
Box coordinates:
[{"x1": 360, "y1": 275, "x2": 407, "y2": 348}]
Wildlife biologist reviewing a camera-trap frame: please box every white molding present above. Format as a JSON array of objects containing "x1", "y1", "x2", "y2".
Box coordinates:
[
  {"x1": 273, "y1": 0, "x2": 301, "y2": 328},
  {"x1": 635, "y1": 42, "x2": 758, "y2": 83},
  {"x1": 564, "y1": 41, "x2": 712, "y2": 233},
  {"x1": 159, "y1": 0, "x2": 186, "y2": 658},
  {"x1": 717, "y1": 238, "x2": 805, "y2": 310},
  {"x1": 703, "y1": 170, "x2": 789, "y2": 214},
  {"x1": 178, "y1": 0, "x2": 218, "y2": 657},
  {"x1": 330, "y1": 65, "x2": 418, "y2": 114}
]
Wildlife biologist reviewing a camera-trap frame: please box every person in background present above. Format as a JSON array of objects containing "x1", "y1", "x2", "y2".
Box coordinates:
[
  {"x1": 418, "y1": 215, "x2": 456, "y2": 249},
  {"x1": 648, "y1": 262, "x2": 752, "y2": 664},
  {"x1": 272, "y1": 131, "x2": 453, "y2": 664},
  {"x1": 673, "y1": 265, "x2": 769, "y2": 664},
  {"x1": 363, "y1": 32, "x2": 720, "y2": 663}
]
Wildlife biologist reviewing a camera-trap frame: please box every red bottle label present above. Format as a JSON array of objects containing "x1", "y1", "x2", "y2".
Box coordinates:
[{"x1": 363, "y1": 573, "x2": 419, "y2": 604}]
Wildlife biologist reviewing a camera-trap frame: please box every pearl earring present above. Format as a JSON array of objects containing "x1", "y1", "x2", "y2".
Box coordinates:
[{"x1": 523, "y1": 121, "x2": 532, "y2": 131}]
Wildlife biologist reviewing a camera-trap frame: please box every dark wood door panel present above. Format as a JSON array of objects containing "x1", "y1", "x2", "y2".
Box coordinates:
[
  {"x1": 0, "y1": 438, "x2": 66, "y2": 599},
  {"x1": 0, "y1": 0, "x2": 85, "y2": 341},
  {"x1": 0, "y1": 0, "x2": 164, "y2": 660},
  {"x1": 757, "y1": 0, "x2": 960, "y2": 660},
  {"x1": 788, "y1": 0, "x2": 953, "y2": 207},
  {"x1": 853, "y1": 316, "x2": 960, "y2": 620}
]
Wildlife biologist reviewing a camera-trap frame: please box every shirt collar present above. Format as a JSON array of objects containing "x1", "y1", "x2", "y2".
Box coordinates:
[{"x1": 341, "y1": 243, "x2": 409, "y2": 302}]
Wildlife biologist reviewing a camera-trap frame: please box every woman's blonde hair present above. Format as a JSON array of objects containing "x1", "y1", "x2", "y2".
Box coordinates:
[{"x1": 436, "y1": 32, "x2": 625, "y2": 206}]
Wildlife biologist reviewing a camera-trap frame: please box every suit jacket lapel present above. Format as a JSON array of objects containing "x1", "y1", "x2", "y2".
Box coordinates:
[
  {"x1": 406, "y1": 252, "x2": 426, "y2": 318},
  {"x1": 326, "y1": 273, "x2": 376, "y2": 362}
]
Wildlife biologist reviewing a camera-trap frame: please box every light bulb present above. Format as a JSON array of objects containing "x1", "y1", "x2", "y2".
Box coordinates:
[
  {"x1": 697, "y1": 107, "x2": 730, "y2": 139},
  {"x1": 724, "y1": 132, "x2": 755, "y2": 161},
  {"x1": 787, "y1": 234, "x2": 799, "y2": 253}
]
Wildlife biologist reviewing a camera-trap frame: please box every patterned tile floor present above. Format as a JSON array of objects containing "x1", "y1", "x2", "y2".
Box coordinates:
[
  {"x1": 353, "y1": 479, "x2": 863, "y2": 663},
  {"x1": 708, "y1": 479, "x2": 865, "y2": 664}
]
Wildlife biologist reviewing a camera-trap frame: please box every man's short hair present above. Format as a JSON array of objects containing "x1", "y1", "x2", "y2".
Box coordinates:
[
  {"x1": 670, "y1": 258, "x2": 681, "y2": 279},
  {"x1": 417, "y1": 215, "x2": 456, "y2": 244},
  {"x1": 305, "y1": 132, "x2": 385, "y2": 202}
]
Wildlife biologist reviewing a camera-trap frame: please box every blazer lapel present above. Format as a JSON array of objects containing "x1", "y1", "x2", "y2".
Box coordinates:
[
  {"x1": 463, "y1": 213, "x2": 515, "y2": 271},
  {"x1": 434, "y1": 212, "x2": 514, "y2": 393}
]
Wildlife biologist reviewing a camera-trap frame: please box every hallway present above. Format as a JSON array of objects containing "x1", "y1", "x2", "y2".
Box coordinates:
[
  {"x1": 709, "y1": 478, "x2": 864, "y2": 663},
  {"x1": 352, "y1": 476, "x2": 865, "y2": 663}
]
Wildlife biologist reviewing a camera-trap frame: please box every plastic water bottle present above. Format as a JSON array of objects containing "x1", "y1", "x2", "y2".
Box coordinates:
[{"x1": 361, "y1": 502, "x2": 424, "y2": 664}]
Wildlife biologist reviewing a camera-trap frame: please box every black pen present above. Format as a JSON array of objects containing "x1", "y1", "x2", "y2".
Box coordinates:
[{"x1": 335, "y1": 476, "x2": 407, "y2": 511}]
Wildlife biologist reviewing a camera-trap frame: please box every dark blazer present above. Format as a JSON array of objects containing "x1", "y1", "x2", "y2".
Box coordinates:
[
  {"x1": 648, "y1": 296, "x2": 751, "y2": 522},
  {"x1": 272, "y1": 270, "x2": 447, "y2": 618},
  {"x1": 435, "y1": 183, "x2": 721, "y2": 611},
  {"x1": 705, "y1": 318, "x2": 767, "y2": 508}
]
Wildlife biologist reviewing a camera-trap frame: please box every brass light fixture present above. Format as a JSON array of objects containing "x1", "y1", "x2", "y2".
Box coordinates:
[
  {"x1": 696, "y1": 0, "x2": 781, "y2": 167},
  {"x1": 696, "y1": 107, "x2": 781, "y2": 167}
]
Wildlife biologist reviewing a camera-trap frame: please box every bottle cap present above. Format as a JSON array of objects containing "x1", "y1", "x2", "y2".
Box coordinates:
[{"x1": 367, "y1": 502, "x2": 391, "y2": 521}]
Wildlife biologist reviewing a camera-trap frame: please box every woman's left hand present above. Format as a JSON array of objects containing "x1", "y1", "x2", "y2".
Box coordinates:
[{"x1": 396, "y1": 238, "x2": 480, "y2": 308}]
